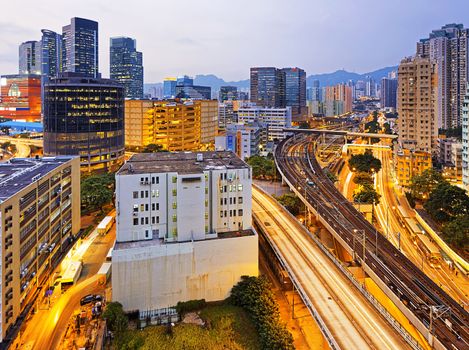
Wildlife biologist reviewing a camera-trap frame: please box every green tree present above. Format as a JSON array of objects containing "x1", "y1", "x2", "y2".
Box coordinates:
[
  {"x1": 348, "y1": 150, "x2": 381, "y2": 173},
  {"x1": 81, "y1": 173, "x2": 115, "y2": 213},
  {"x1": 143, "y1": 143, "x2": 164, "y2": 153},
  {"x1": 424, "y1": 182, "x2": 469, "y2": 223},
  {"x1": 409, "y1": 168, "x2": 445, "y2": 200},
  {"x1": 273, "y1": 193, "x2": 304, "y2": 215},
  {"x1": 353, "y1": 172, "x2": 373, "y2": 185},
  {"x1": 298, "y1": 121, "x2": 310, "y2": 129},
  {"x1": 324, "y1": 169, "x2": 338, "y2": 183},
  {"x1": 442, "y1": 216, "x2": 469, "y2": 248},
  {"x1": 246, "y1": 155, "x2": 276, "y2": 180},
  {"x1": 353, "y1": 183, "x2": 381, "y2": 205},
  {"x1": 103, "y1": 302, "x2": 128, "y2": 334}
]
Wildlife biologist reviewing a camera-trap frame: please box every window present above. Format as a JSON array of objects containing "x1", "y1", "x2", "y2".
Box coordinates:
[
  {"x1": 156, "y1": 203, "x2": 159, "y2": 210},
  {"x1": 145, "y1": 217, "x2": 149, "y2": 225},
  {"x1": 140, "y1": 217, "x2": 144, "y2": 225},
  {"x1": 205, "y1": 200, "x2": 208, "y2": 207},
  {"x1": 172, "y1": 189, "x2": 177, "y2": 196},
  {"x1": 152, "y1": 203, "x2": 155, "y2": 211},
  {"x1": 224, "y1": 198, "x2": 227, "y2": 205},
  {"x1": 238, "y1": 184, "x2": 243, "y2": 191},
  {"x1": 220, "y1": 211, "x2": 224, "y2": 218},
  {"x1": 172, "y1": 176, "x2": 177, "y2": 183},
  {"x1": 140, "y1": 204, "x2": 144, "y2": 212},
  {"x1": 133, "y1": 218, "x2": 138, "y2": 226},
  {"x1": 220, "y1": 198, "x2": 223, "y2": 206},
  {"x1": 145, "y1": 230, "x2": 149, "y2": 238},
  {"x1": 156, "y1": 216, "x2": 160, "y2": 223},
  {"x1": 133, "y1": 191, "x2": 138, "y2": 199},
  {"x1": 145, "y1": 191, "x2": 149, "y2": 198},
  {"x1": 152, "y1": 176, "x2": 159, "y2": 184},
  {"x1": 172, "y1": 215, "x2": 177, "y2": 222},
  {"x1": 145, "y1": 204, "x2": 149, "y2": 211},
  {"x1": 233, "y1": 197, "x2": 236, "y2": 204},
  {"x1": 205, "y1": 187, "x2": 208, "y2": 194},
  {"x1": 238, "y1": 209, "x2": 243, "y2": 216},
  {"x1": 172, "y1": 202, "x2": 177, "y2": 209},
  {"x1": 133, "y1": 204, "x2": 138, "y2": 213},
  {"x1": 152, "y1": 216, "x2": 155, "y2": 224},
  {"x1": 205, "y1": 225, "x2": 208, "y2": 233},
  {"x1": 140, "y1": 191, "x2": 144, "y2": 198},
  {"x1": 152, "y1": 190, "x2": 159, "y2": 197},
  {"x1": 205, "y1": 213, "x2": 208, "y2": 219},
  {"x1": 230, "y1": 198, "x2": 233, "y2": 205}
]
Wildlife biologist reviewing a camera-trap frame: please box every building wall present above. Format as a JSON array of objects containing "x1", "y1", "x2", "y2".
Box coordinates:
[
  {"x1": 199, "y1": 100, "x2": 218, "y2": 145},
  {"x1": 396, "y1": 149, "x2": 432, "y2": 187},
  {"x1": 0, "y1": 75, "x2": 42, "y2": 122},
  {"x1": 462, "y1": 83, "x2": 469, "y2": 188},
  {"x1": 238, "y1": 107, "x2": 291, "y2": 141},
  {"x1": 0, "y1": 157, "x2": 80, "y2": 340},
  {"x1": 112, "y1": 234, "x2": 258, "y2": 313},
  {"x1": 124, "y1": 100, "x2": 154, "y2": 148}
]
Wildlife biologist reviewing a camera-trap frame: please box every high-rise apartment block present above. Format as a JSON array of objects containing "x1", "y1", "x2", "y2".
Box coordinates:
[
  {"x1": 381, "y1": 78, "x2": 398, "y2": 109},
  {"x1": 19, "y1": 41, "x2": 42, "y2": 75},
  {"x1": 112, "y1": 152, "x2": 258, "y2": 318},
  {"x1": 462, "y1": 83, "x2": 469, "y2": 189},
  {"x1": 110, "y1": 37, "x2": 143, "y2": 99},
  {"x1": 417, "y1": 24, "x2": 469, "y2": 129},
  {"x1": 124, "y1": 100, "x2": 218, "y2": 150},
  {"x1": 0, "y1": 74, "x2": 42, "y2": 122},
  {"x1": 43, "y1": 73, "x2": 125, "y2": 173},
  {"x1": 0, "y1": 156, "x2": 80, "y2": 342},
  {"x1": 324, "y1": 83, "x2": 353, "y2": 116},
  {"x1": 62, "y1": 17, "x2": 99, "y2": 78},
  {"x1": 237, "y1": 106, "x2": 291, "y2": 141}
]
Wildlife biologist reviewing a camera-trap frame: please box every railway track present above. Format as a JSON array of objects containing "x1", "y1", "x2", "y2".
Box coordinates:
[{"x1": 275, "y1": 135, "x2": 469, "y2": 350}]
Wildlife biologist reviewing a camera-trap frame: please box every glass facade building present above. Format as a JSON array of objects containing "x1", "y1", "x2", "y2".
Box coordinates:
[
  {"x1": 110, "y1": 37, "x2": 143, "y2": 99},
  {"x1": 41, "y1": 30, "x2": 62, "y2": 82},
  {"x1": 163, "y1": 77, "x2": 177, "y2": 98},
  {"x1": 62, "y1": 18, "x2": 99, "y2": 78},
  {"x1": 250, "y1": 67, "x2": 285, "y2": 108},
  {"x1": 19, "y1": 41, "x2": 42, "y2": 75},
  {"x1": 282, "y1": 67, "x2": 306, "y2": 118},
  {"x1": 219, "y1": 86, "x2": 237, "y2": 102},
  {"x1": 43, "y1": 73, "x2": 125, "y2": 173}
]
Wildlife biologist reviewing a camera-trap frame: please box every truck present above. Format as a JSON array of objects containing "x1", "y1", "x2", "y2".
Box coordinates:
[
  {"x1": 61, "y1": 260, "x2": 83, "y2": 291},
  {"x1": 97, "y1": 216, "x2": 115, "y2": 235},
  {"x1": 97, "y1": 262, "x2": 112, "y2": 285}
]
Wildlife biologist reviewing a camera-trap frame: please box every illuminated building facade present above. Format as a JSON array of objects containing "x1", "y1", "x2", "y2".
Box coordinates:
[
  {"x1": 110, "y1": 37, "x2": 143, "y2": 99},
  {"x1": 124, "y1": 100, "x2": 154, "y2": 148},
  {"x1": 396, "y1": 149, "x2": 432, "y2": 187},
  {"x1": 43, "y1": 73, "x2": 125, "y2": 173},
  {"x1": 0, "y1": 74, "x2": 42, "y2": 122},
  {"x1": 19, "y1": 41, "x2": 42, "y2": 75}
]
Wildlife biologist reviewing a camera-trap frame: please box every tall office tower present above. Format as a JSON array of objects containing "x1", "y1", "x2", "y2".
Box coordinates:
[
  {"x1": 163, "y1": 77, "x2": 177, "y2": 98},
  {"x1": 397, "y1": 56, "x2": 438, "y2": 154},
  {"x1": 19, "y1": 41, "x2": 41, "y2": 75},
  {"x1": 176, "y1": 75, "x2": 193, "y2": 86},
  {"x1": 110, "y1": 37, "x2": 143, "y2": 99},
  {"x1": 365, "y1": 77, "x2": 375, "y2": 97},
  {"x1": 417, "y1": 24, "x2": 469, "y2": 129},
  {"x1": 0, "y1": 156, "x2": 80, "y2": 342},
  {"x1": 41, "y1": 30, "x2": 62, "y2": 81},
  {"x1": 250, "y1": 67, "x2": 285, "y2": 108},
  {"x1": 282, "y1": 67, "x2": 306, "y2": 119},
  {"x1": 175, "y1": 76, "x2": 211, "y2": 100},
  {"x1": 112, "y1": 151, "x2": 258, "y2": 319},
  {"x1": 62, "y1": 17, "x2": 99, "y2": 78},
  {"x1": 219, "y1": 86, "x2": 238, "y2": 102},
  {"x1": 462, "y1": 83, "x2": 469, "y2": 189},
  {"x1": 43, "y1": 73, "x2": 125, "y2": 173},
  {"x1": 381, "y1": 78, "x2": 398, "y2": 108},
  {"x1": 311, "y1": 79, "x2": 321, "y2": 101}
]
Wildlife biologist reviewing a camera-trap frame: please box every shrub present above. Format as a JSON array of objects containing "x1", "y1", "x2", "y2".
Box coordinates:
[{"x1": 175, "y1": 299, "x2": 207, "y2": 316}]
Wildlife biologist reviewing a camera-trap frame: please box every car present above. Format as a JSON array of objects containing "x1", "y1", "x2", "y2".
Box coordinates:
[{"x1": 80, "y1": 294, "x2": 95, "y2": 306}]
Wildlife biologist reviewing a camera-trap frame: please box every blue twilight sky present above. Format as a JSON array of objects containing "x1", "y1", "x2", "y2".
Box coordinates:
[{"x1": 0, "y1": 0, "x2": 468, "y2": 82}]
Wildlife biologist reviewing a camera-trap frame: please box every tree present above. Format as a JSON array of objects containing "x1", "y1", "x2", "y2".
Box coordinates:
[
  {"x1": 273, "y1": 193, "x2": 304, "y2": 215},
  {"x1": 103, "y1": 302, "x2": 128, "y2": 334},
  {"x1": 298, "y1": 121, "x2": 310, "y2": 129},
  {"x1": 324, "y1": 169, "x2": 338, "y2": 183},
  {"x1": 409, "y1": 168, "x2": 445, "y2": 200},
  {"x1": 348, "y1": 150, "x2": 381, "y2": 173},
  {"x1": 353, "y1": 172, "x2": 373, "y2": 185},
  {"x1": 143, "y1": 143, "x2": 164, "y2": 153},
  {"x1": 246, "y1": 155, "x2": 276, "y2": 180},
  {"x1": 424, "y1": 182, "x2": 469, "y2": 223},
  {"x1": 81, "y1": 173, "x2": 115, "y2": 213},
  {"x1": 353, "y1": 183, "x2": 381, "y2": 205},
  {"x1": 442, "y1": 216, "x2": 469, "y2": 249}
]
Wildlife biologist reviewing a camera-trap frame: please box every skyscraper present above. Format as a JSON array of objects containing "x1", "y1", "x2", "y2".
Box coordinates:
[
  {"x1": 41, "y1": 30, "x2": 62, "y2": 82},
  {"x1": 381, "y1": 78, "x2": 398, "y2": 109},
  {"x1": 417, "y1": 24, "x2": 469, "y2": 129},
  {"x1": 175, "y1": 76, "x2": 211, "y2": 99},
  {"x1": 462, "y1": 83, "x2": 469, "y2": 189},
  {"x1": 110, "y1": 37, "x2": 143, "y2": 99},
  {"x1": 282, "y1": 67, "x2": 306, "y2": 118},
  {"x1": 62, "y1": 17, "x2": 99, "y2": 78},
  {"x1": 163, "y1": 77, "x2": 177, "y2": 98},
  {"x1": 250, "y1": 67, "x2": 285, "y2": 108},
  {"x1": 19, "y1": 41, "x2": 41, "y2": 75},
  {"x1": 219, "y1": 86, "x2": 238, "y2": 102}
]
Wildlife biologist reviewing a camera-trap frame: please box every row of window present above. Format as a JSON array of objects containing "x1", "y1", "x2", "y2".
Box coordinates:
[
  {"x1": 219, "y1": 184, "x2": 243, "y2": 193},
  {"x1": 133, "y1": 203, "x2": 160, "y2": 212},
  {"x1": 220, "y1": 209, "x2": 243, "y2": 218},
  {"x1": 220, "y1": 196, "x2": 243, "y2": 205},
  {"x1": 133, "y1": 190, "x2": 160, "y2": 199},
  {"x1": 133, "y1": 216, "x2": 160, "y2": 226}
]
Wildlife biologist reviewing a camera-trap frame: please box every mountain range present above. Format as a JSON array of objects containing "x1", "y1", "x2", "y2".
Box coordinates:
[{"x1": 144, "y1": 66, "x2": 398, "y2": 94}]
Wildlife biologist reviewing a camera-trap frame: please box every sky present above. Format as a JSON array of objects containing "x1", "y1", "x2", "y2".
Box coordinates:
[{"x1": 1, "y1": 0, "x2": 468, "y2": 83}]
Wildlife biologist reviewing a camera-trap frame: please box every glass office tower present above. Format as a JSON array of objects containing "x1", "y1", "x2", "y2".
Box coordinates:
[
  {"x1": 250, "y1": 67, "x2": 285, "y2": 108},
  {"x1": 110, "y1": 37, "x2": 144, "y2": 99},
  {"x1": 282, "y1": 67, "x2": 306, "y2": 118}
]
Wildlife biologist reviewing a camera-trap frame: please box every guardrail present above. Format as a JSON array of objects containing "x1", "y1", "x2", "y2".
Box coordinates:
[
  {"x1": 252, "y1": 195, "x2": 342, "y2": 350},
  {"x1": 272, "y1": 154, "x2": 426, "y2": 350}
]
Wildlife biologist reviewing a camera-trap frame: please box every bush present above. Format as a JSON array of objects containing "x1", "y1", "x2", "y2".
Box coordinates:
[
  {"x1": 273, "y1": 193, "x2": 304, "y2": 216},
  {"x1": 348, "y1": 150, "x2": 381, "y2": 173},
  {"x1": 405, "y1": 192, "x2": 415, "y2": 208},
  {"x1": 103, "y1": 302, "x2": 128, "y2": 334},
  {"x1": 175, "y1": 299, "x2": 207, "y2": 316},
  {"x1": 229, "y1": 276, "x2": 294, "y2": 350}
]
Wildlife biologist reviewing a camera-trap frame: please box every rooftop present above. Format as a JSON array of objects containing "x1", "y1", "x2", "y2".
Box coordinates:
[
  {"x1": 0, "y1": 157, "x2": 75, "y2": 202},
  {"x1": 117, "y1": 151, "x2": 249, "y2": 176}
]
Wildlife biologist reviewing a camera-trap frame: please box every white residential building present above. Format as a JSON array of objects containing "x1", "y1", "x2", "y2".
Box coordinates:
[
  {"x1": 112, "y1": 151, "x2": 258, "y2": 317},
  {"x1": 462, "y1": 83, "x2": 469, "y2": 189},
  {"x1": 237, "y1": 106, "x2": 291, "y2": 141}
]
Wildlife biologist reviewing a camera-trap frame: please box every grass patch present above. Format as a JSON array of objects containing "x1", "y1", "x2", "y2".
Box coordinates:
[{"x1": 115, "y1": 303, "x2": 260, "y2": 350}]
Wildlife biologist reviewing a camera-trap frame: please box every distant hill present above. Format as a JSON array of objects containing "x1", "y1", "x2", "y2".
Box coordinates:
[{"x1": 144, "y1": 66, "x2": 398, "y2": 94}]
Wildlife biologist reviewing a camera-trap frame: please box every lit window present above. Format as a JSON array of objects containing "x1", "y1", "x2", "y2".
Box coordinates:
[
  {"x1": 172, "y1": 202, "x2": 177, "y2": 209},
  {"x1": 172, "y1": 215, "x2": 177, "y2": 222},
  {"x1": 172, "y1": 189, "x2": 177, "y2": 196},
  {"x1": 238, "y1": 184, "x2": 243, "y2": 191}
]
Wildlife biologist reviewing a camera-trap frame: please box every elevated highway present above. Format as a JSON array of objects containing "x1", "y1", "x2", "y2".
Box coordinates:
[{"x1": 274, "y1": 135, "x2": 469, "y2": 350}]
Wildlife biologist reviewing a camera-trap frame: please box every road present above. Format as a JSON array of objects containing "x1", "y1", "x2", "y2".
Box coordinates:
[
  {"x1": 15, "y1": 141, "x2": 31, "y2": 157},
  {"x1": 18, "y1": 221, "x2": 115, "y2": 350},
  {"x1": 253, "y1": 186, "x2": 410, "y2": 350},
  {"x1": 372, "y1": 148, "x2": 469, "y2": 308}
]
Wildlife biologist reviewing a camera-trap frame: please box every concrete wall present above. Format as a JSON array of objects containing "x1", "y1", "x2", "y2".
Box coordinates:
[{"x1": 112, "y1": 233, "x2": 258, "y2": 312}]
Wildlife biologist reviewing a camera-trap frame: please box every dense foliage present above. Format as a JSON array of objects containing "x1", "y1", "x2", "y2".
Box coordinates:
[
  {"x1": 348, "y1": 150, "x2": 382, "y2": 173},
  {"x1": 353, "y1": 172, "x2": 373, "y2": 185},
  {"x1": 81, "y1": 172, "x2": 115, "y2": 213},
  {"x1": 273, "y1": 193, "x2": 304, "y2": 216},
  {"x1": 103, "y1": 302, "x2": 128, "y2": 334},
  {"x1": 175, "y1": 299, "x2": 207, "y2": 316},
  {"x1": 409, "y1": 168, "x2": 445, "y2": 200},
  {"x1": 229, "y1": 276, "x2": 294, "y2": 350},
  {"x1": 143, "y1": 143, "x2": 166, "y2": 153},
  {"x1": 353, "y1": 183, "x2": 381, "y2": 205},
  {"x1": 438, "y1": 127, "x2": 462, "y2": 140},
  {"x1": 442, "y1": 216, "x2": 469, "y2": 249},
  {"x1": 424, "y1": 182, "x2": 469, "y2": 223},
  {"x1": 246, "y1": 155, "x2": 277, "y2": 180}
]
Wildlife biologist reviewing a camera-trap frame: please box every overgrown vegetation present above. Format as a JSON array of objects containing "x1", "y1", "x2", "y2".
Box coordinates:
[
  {"x1": 438, "y1": 126, "x2": 462, "y2": 140},
  {"x1": 103, "y1": 302, "x2": 128, "y2": 335},
  {"x1": 348, "y1": 150, "x2": 382, "y2": 173},
  {"x1": 229, "y1": 276, "x2": 294, "y2": 350},
  {"x1": 246, "y1": 155, "x2": 277, "y2": 180},
  {"x1": 175, "y1": 299, "x2": 207, "y2": 316},
  {"x1": 81, "y1": 172, "x2": 115, "y2": 214},
  {"x1": 324, "y1": 169, "x2": 338, "y2": 183},
  {"x1": 353, "y1": 172, "x2": 373, "y2": 185},
  {"x1": 353, "y1": 183, "x2": 381, "y2": 205},
  {"x1": 143, "y1": 143, "x2": 167, "y2": 153},
  {"x1": 273, "y1": 193, "x2": 304, "y2": 216},
  {"x1": 409, "y1": 168, "x2": 445, "y2": 200}
]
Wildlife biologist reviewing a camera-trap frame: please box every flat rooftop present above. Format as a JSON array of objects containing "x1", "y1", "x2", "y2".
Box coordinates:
[
  {"x1": 114, "y1": 229, "x2": 256, "y2": 251},
  {"x1": 0, "y1": 157, "x2": 75, "y2": 202},
  {"x1": 117, "y1": 151, "x2": 249, "y2": 176}
]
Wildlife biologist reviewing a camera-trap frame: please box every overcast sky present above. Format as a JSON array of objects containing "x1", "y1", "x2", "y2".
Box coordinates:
[{"x1": 1, "y1": 0, "x2": 468, "y2": 82}]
